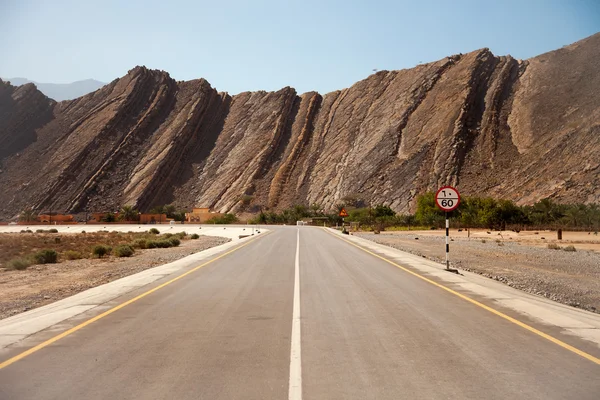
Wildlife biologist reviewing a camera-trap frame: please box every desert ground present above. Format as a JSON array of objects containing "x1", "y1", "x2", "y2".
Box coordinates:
[{"x1": 354, "y1": 229, "x2": 600, "y2": 313}]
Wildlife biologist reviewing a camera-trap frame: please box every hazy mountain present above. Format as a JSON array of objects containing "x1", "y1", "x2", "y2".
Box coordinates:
[{"x1": 3, "y1": 77, "x2": 106, "y2": 101}]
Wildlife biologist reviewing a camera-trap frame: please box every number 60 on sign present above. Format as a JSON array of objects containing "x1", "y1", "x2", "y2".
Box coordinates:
[{"x1": 435, "y1": 186, "x2": 460, "y2": 212}]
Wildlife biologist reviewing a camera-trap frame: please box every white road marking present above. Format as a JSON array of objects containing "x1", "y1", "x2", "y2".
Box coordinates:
[{"x1": 288, "y1": 229, "x2": 302, "y2": 400}]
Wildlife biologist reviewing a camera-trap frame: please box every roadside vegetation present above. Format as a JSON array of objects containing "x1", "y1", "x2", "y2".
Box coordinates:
[
  {"x1": 0, "y1": 231, "x2": 192, "y2": 270},
  {"x1": 246, "y1": 193, "x2": 600, "y2": 233}
]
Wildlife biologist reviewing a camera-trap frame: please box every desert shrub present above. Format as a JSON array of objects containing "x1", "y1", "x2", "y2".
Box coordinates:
[
  {"x1": 157, "y1": 240, "x2": 173, "y2": 248},
  {"x1": 146, "y1": 240, "x2": 158, "y2": 249},
  {"x1": 63, "y1": 250, "x2": 83, "y2": 260},
  {"x1": 176, "y1": 231, "x2": 187, "y2": 239},
  {"x1": 49, "y1": 228, "x2": 58, "y2": 233},
  {"x1": 481, "y1": 240, "x2": 487, "y2": 244},
  {"x1": 8, "y1": 258, "x2": 32, "y2": 270},
  {"x1": 92, "y1": 245, "x2": 111, "y2": 258},
  {"x1": 35, "y1": 229, "x2": 45, "y2": 233},
  {"x1": 33, "y1": 249, "x2": 58, "y2": 264},
  {"x1": 547, "y1": 243, "x2": 561, "y2": 250},
  {"x1": 81, "y1": 230, "x2": 86, "y2": 234},
  {"x1": 163, "y1": 233, "x2": 174, "y2": 238},
  {"x1": 149, "y1": 228, "x2": 160, "y2": 235},
  {"x1": 114, "y1": 245, "x2": 134, "y2": 257},
  {"x1": 131, "y1": 238, "x2": 149, "y2": 249},
  {"x1": 190, "y1": 233, "x2": 200, "y2": 239},
  {"x1": 563, "y1": 245, "x2": 576, "y2": 252},
  {"x1": 54, "y1": 237, "x2": 61, "y2": 244},
  {"x1": 169, "y1": 237, "x2": 181, "y2": 247}
]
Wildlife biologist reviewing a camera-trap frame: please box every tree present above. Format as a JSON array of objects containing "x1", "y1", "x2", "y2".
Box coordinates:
[
  {"x1": 120, "y1": 205, "x2": 139, "y2": 222},
  {"x1": 414, "y1": 192, "x2": 445, "y2": 227},
  {"x1": 19, "y1": 208, "x2": 38, "y2": 222},
  {"x1": 101, "y1": 212, "x2": 116, "y2": 223}
]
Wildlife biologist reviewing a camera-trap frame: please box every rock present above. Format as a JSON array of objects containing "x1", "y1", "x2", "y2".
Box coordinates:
[{"x1": 1, "y1": 33, "x2": 600, "y2": 216}]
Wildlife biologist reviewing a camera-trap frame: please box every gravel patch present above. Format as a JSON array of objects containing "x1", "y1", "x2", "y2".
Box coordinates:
[
  {"x1": 355, "y1": 232, "x2": 600, "y2": 314},
  {"x1": 0, "y1": 235, "x2": 229, "y2": 320}
]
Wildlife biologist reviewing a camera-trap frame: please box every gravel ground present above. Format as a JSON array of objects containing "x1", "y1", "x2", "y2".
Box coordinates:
[
  {"x1": 354, "y1": 232, "x2": 600, "y2": 314},
  {"x1": 0, "y1": 235, "x2": 230, "y2": 320}
]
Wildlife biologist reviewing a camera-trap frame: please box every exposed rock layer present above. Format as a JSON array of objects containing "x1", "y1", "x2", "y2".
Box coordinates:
[{"x1": 1, "y1": 34, "x2": 599, "y2": 219}]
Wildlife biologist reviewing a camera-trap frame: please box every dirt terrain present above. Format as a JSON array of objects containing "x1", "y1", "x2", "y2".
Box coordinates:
[
  {"x1": 0, "y1": 235, "x2": 229, "y2": 320},
  {"x1": 355, "y1": 229, "x2": 600, "y2": 314},
  {"x1": 1, "y1": 33, "x2": 599, "y2": 219}
]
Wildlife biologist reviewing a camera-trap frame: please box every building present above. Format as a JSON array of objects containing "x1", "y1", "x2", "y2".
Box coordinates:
[
  {"x1": 36, "y1": 214, "x2": 75, "y2": 224},
  {"x1": 185, "y1": 207, "x2": 223, "y2": 223},
  {"x1": 139, "y1": 213, "x2": 171, "y2": 224}
]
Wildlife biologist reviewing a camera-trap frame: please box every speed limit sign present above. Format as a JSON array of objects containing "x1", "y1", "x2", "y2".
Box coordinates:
[{"x1": 435, "y1": 186, "x2": 460, "y2": 212}]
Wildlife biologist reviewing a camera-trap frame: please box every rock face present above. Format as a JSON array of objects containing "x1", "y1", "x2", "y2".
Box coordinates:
[{"x1": 1, "y1": 34, "x2": 599, "y2": 219}]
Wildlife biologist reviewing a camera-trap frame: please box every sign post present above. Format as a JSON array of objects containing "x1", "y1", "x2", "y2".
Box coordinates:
[
  {"x1": 339, "y1": 207, "x2": 349, "y2": 233},
  {"x1": 435, "y1": 186, "x2": 460, "y2": 272}
]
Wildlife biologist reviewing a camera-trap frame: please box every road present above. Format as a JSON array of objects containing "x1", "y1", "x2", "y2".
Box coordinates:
[{"x1": 0, "y1": 226, "x2": 599, "y2": 399}]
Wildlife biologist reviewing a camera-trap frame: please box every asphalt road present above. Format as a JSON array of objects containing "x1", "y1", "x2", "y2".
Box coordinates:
[{"x1": 1, "y1": 227, "x2": 599, "y2": 399}]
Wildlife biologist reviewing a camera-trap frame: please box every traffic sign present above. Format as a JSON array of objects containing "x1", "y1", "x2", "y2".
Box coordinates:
[
  {"x1": 435, "y1": 186, "x2": 460, "y2": 212},
  {"x1": 339, "y1": 208, "x2": 349, "y2": 218}
]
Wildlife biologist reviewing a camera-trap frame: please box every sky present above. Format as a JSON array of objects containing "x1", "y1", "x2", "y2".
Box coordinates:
[{"x1": 0, "y1": 0, "x2": 599, "y2": 94}]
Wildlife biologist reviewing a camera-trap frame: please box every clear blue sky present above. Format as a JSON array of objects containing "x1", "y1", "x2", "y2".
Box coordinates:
[{"x1": 1, "y1": 0, "x2": 598, "y2": 94}]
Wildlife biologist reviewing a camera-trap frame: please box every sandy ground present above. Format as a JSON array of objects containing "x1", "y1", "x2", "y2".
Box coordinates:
[
  {"x1": 0, "y1": 235, "x2": 229, "y2": 320},
  {"x1": 354, "y1": 229, "x2": 600, "y2": 314}
]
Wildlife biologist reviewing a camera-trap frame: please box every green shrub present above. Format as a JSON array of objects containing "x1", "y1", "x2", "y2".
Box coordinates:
[
  {"x1": 33, "y1": 249, "x2": 58, "y2": 264},
  {"x1": 149, "y1": 228, "x2": 160, "y2": 234},
  {"x1": 547, "y1": 243, "x2": 561, "y2": 250},
  {"x1": 156, "y1": 240, "x2": 173, "y2": 248},
  {"x1": 35, "y1": 229, "x2": 45, "y2": 233},
  {"x1": 92, "y1": 245, "x2": 111, "y2": 258},
  {"x1": 563, "y1": 245, "x2": 576, "y2": 252},
  {"x1": 146, "y1": 240, "x2": 158, "y2": 249},
  {"x1": 176, "y1": 231, "x2": 187, "y2": 239},
  {"x1": 131, "y1": 238, "x2": 149, "y2": 249},
  {"x1": 169, "y1": 237, "x2": 181, "y2": 247},
  {"x1": 63, "y1": 250, "x2": 83, "y2": 260},
  {"x1": 49, "y1": 228, "x2": 58, "y2": 233},
  {"x1": 163, "y1": 233, "x2": 174, "y2": 238},
  {"x1": 8, "y1": 258, "x2": 32, "y2": 270},
  {"x1": 190, "y1": 233, "x2": 200, "y2": 239},
  {"x1": 114, "y1": 245, "x2": 135, "y2": 257}
]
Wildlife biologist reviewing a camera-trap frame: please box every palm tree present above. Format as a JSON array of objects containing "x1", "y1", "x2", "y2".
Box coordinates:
[
  {"x1": 120, "y1": 205, "x2": 139, "y2": 222},
  {"x1": 19, "y1": 208, "x2": 38, "y2": 222}
]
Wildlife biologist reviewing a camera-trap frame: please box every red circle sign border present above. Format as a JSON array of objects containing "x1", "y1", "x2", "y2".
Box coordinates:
[{"x1": 435, "y1": 186, "x2": 461, "y2": 212}]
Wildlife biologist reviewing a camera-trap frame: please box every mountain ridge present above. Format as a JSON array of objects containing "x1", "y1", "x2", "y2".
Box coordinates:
[
  {"x1": 0, "y1": 33, "x2": 598, "y2": 220},
  {"x1": 1, "y1": 77, "x2": 106, "y2": 101}
]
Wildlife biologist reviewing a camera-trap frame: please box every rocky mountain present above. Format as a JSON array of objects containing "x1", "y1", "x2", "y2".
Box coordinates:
[
  {"x1": 0, "y1": 33, "x2": 599, "y2": 220},
  {"x1": 2, "y1": 78, "x2": 106, "y2": 102}
]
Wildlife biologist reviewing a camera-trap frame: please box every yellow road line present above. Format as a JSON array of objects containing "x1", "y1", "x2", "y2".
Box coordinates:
[
  {"x1": 324, "y1": 228, "x2": 600, "y2": 365},
  {"x1": 0, "y1": 232, "x2": 270, "y2": 370}
]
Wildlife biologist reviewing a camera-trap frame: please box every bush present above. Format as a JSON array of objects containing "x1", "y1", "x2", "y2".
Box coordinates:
[
  {"x1": 63, "y1": 250, "x2": 83, "y2": 260},
  {"x1": 190, "y1": 233, "x2": 200, "y2": 239},
  {"x1": 33, "y1": 249, "x2": 58, "y2": 264},
  {"x1": 149, "y1": 228, "x2": 160, "y2": 235},
  {"x1": 547, "y1": 243, "x2": 561, "y2": 250},
  {"x1": 206, "y1": 213, "x2": 238, "y2": 224},
  {"x1": 131, "y1": 238, "x2": 149, "y2": 249},
  {"x1": 146, "y1": 240, "x2": 158, "y2": 249},
  {"x1": 563, "y1": 245, "x2": 576, "y2": 252},
  {"x1": 114, "y1": 245, "x2": 135, "y2": 257},
  {"x1": 35, "y1": 229, "x2": 44, "y2": 233},
  {"x1": 49, "y1": 228, "x2": 58, "y2": 233},
  {"x1": 176, "y1": 231, "x2": 187, "y2": 239},
  {"x1": 92, "y1": 245, "x2": 111, "y2": 258},
  {"x1": 157, "y1": 240, "x2": 173, "y2": 248},
  {"x1": 8, "y1": 258, "x2": 32, "y2": 270},
  {"x1": 169, "y1": 237, "x2": 181, "y2": 247},
  {"x1": 481, "y1": 240, "x2": 487, "y2": 244}
]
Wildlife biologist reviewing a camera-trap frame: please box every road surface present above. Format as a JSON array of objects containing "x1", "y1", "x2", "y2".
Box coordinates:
[{"x1": 0, "y1": 226, "x2": 599, "y2": 399}]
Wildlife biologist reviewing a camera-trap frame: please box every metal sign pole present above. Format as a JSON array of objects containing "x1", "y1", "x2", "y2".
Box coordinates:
[{"x1": 445, "y1": 212, "x2": 449, "y2": 270}]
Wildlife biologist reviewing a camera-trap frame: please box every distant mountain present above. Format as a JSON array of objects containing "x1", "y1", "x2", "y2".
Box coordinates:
[{"x1": 3, "y1": 77, "x2": 105, "y2": 101}]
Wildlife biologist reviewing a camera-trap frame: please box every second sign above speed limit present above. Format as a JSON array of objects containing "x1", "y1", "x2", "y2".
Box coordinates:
[{"x1": 435, "y1": 186, "x2": 460, "y2": 212}]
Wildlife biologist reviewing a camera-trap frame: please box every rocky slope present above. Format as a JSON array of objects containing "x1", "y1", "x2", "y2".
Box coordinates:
[{"x1": 1, "y1": 33, "x2": 599, "y2": 219}]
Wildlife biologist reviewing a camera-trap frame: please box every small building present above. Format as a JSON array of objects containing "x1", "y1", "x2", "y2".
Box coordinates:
[
  {"x1": 139, "y1": 213, "x2": 171, "y2": 224},
  {"x1": 37, "y1": 214, "x2": 75, "y2": 224},
  {"x1": 185, "y1": 207, "x2": 223, "y2": 223}
]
